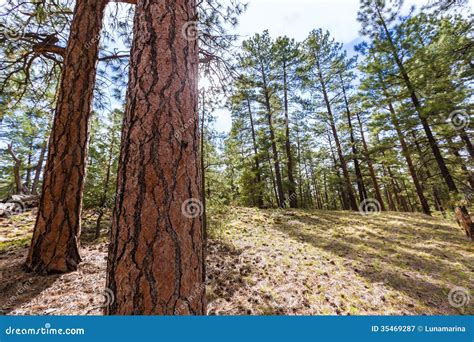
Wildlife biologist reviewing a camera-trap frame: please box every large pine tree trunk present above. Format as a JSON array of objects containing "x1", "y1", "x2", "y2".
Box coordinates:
[
  {"x1": 26, "y1": 0, "x2": 107, "y2": 273},
  {"x1": 106, "y1": 0, "x2": 205, "y2": 315}
]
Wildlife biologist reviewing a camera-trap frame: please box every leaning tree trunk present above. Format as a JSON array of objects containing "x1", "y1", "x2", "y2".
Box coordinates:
[
  {"x1": 385, "y1": 96, "x2": 431, "y2": 215},
  {"x1": 26, "y1": 0, "x2": 107, "y2": 274},
  {"x1": 106, "y1": 0, "x2": 205, "y2": 315},
  {"x1": 31, "y1": 140, "x2": 47, "y2": 195},
  {"x1": 340, "y1": 73, "x2": 368, "y2": 204},
  {"x1": 459, "y1": 128, "x2": 473, "y2": 158},
  {"x1": 318, "y1": 65, "x2": 357, "y2": 211}
]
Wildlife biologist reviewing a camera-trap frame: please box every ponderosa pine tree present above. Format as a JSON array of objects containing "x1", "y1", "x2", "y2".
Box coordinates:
[
  {"x1": 273, "y1": 37, "x2": 301, "y2": 208},
  {"x1": 229, "y1": 77, "x2": 265, "y2": 207},
  {"x1": 336, "y1": 55, "x2": 369, "y2": 205},
  {"x1": 303, "y1": 29, "x2": 358, "y2": 211},
  {"x1": 26, "y1": 0, "x2": 108, "y2": 273},
  {"x1": 241, "y1": 32, "x2": 286, "y2": 208},
  {"x1": 358, "y1": 0, "x2": 458, "y2": 194},
  {"x1": 106, "y1": 0, "x2": 205, "y2": 314}
]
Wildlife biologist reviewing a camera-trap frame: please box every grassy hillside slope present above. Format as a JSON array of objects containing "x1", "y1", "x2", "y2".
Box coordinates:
[{"x1": 1, "y1": 207, "x2": 472, "y2": 315}]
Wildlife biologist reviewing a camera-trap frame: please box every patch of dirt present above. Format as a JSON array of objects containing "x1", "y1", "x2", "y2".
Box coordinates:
[{"x1": 0, "y1": 208, "x2": 472, "y2": 315}]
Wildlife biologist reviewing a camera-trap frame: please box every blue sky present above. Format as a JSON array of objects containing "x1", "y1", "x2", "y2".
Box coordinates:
[{"x1": 212, "y1": 0, "x2": 473, "y2": 132}]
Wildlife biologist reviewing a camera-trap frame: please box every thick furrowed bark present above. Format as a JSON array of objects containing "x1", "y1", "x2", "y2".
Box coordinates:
[
  {"x1": 106, "y1": 0, "x2": 205, "y2": 315},
  {"x1": 26, "y1": 0, "x2": 107, "y2": 274}
]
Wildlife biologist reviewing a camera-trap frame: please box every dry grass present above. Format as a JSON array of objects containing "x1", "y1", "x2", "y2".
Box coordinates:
[{"x1": 0, "y1": 207, "x2": 472, "y2": 315}]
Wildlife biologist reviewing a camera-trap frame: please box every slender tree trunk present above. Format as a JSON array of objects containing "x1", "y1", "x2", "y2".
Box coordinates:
[
  {"x1": 459, "y1": 129, "x2": 474, "y2": 158},
  {"x1": 267, "y1": 156, "x2": 279, "y2": 206},
  {"x1": 31, "y1": 140, "x2": 47, "y2": 195},
  {"x1": 387, "y1": 167, "x2": 404, "y2": 211},
  {"x1": 317, "y1": 65, "x2": 357, "y2": 210},
  {"x1": 296, "y1": 128, "x2": 304, "y2": 206},
  {"x1": 311, "y1": 167, "x2": 323, "y2": 209},
  {"x1": 355, "y1": 111, "x2": 385, "y2": 210},
  {"x1": 303, "y1": 156, "x2": 314, "y2": 207},
  {"x1": 400, "y1": 178, "x2": 414, "y2": 212},
  {"x1": 106, "y1": 0, "x2": 205, "y2": 314},
  {"x1": 410, "y1": 131, "x2": 447, "y2": 216},
  {"x1": 7, "y1": 144, "x2": 22, "y2": 194},
  {"x1": 327, "y1": 131, "x2": 349, "y2": 210},
  {"x1": 200, "y1": 90, "x2": 207, "y2": 242},
  {"x1": 376, "y1": 10, "x2": 457, "y2": 193},
  {"x1": 445, "y1": 136, "x2": 474, "y2": 190},
  {"x1": 283, "y1": 61, "x2": 297, "y2": 208},
  {"x1": 323, "y1": 171, "x2": 330, "y2": 209},
  {"x1": 382, "y1": 165, "x2": 396, "y2": 211},
  {"x1": 25, "y1": 149, "x2": 32, "y2": 191},
  {"x1": 340, "y1": 73, "x2": 367, "y2": 203},
  {"x1": 247, "y1": 98, "x2": 264, "y2": 207},
  {"x1": 95, "y1": 115, "x2": 118, "y2": 240},
  {"x1": 384, "y1": 96, "x2": 431, "y2": 215},
  {"x1": 26, "y1": 0, "x2": 107, "y2": 273},
  {"x1": 262, "y1": 81, "x2": 285, "y2": 207}
]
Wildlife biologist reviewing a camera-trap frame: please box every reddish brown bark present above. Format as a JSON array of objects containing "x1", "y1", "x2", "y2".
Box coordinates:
[
  {"x1": 106, "y1": 0, "x2": 205, "y2": 315},
  {"x1": 26, "y1": 0, "x2": 107, "y2": 273}
]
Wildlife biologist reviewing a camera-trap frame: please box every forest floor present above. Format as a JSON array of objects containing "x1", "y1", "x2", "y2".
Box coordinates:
[{"x1": 0, "y1": 207, "x2": 473, "y2": 315}]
